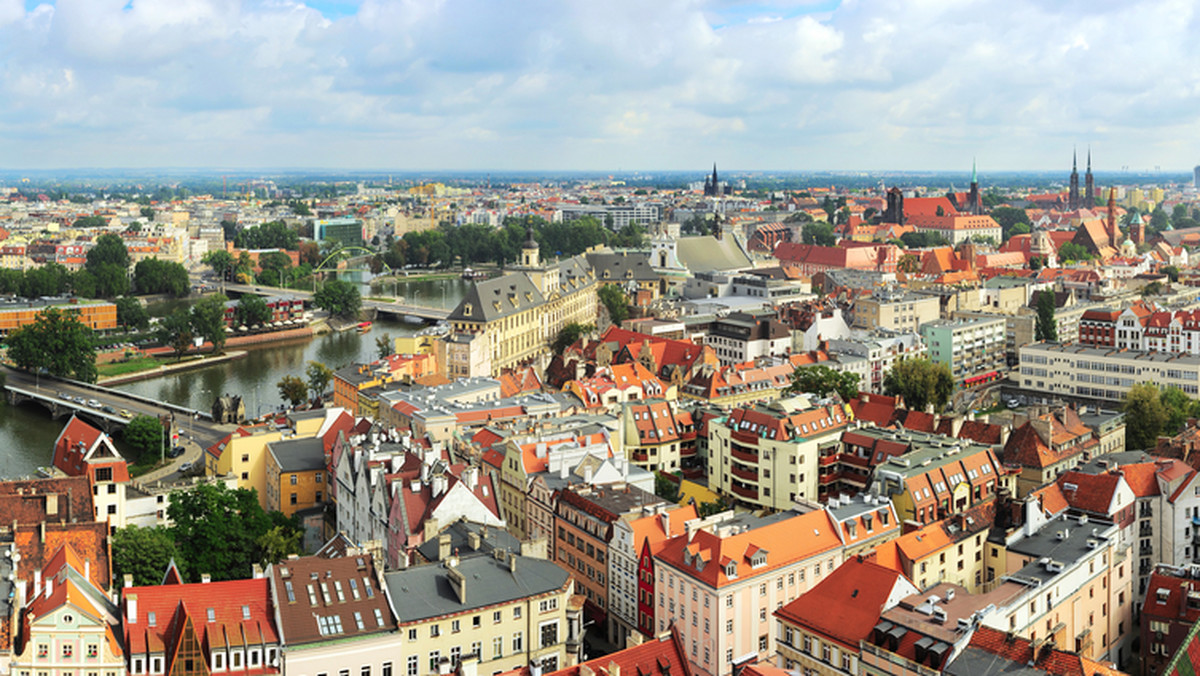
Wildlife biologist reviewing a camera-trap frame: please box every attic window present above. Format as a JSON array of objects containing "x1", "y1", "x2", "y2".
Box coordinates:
[
  {"x1": 148, "y1": 611, "x2": 157, "y2": 627},
  {"x1": 242, "y1": 605, "x2": 250, "y2": 620},
  {"x1": 725, "y1": 562, "x2": 738, "y2": 579},
  {"x1": 463, "y1": 304, "x2": 472, "y2": 317},
  {"x1": 207, "y1": 608, "x2": 216, "y2": 623}
]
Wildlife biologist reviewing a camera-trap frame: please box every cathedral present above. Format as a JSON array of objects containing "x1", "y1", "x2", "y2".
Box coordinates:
[
  {"x1": 703, "y1": 163, "x2": 728, "y2": 197},
  {"x1": 1068, "y1": 149, "x2": 1096, "y2": 210}
]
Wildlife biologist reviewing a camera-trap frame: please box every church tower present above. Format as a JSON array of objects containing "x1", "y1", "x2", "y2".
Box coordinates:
[
  {"x1": 1084, "y1": 148, "x2": 1095, "y2": 209},
  {"x1": 967, "y1": 158, "x2": 981, "y2": 215},
  {"x1": 520, "y1": 227, "x2": 539, "y2": 268},
  {"x1": 704, "y1": 163, "x2": 719, "y2": 197},
  {"x1": 1068, "y1": 149, "x2": 1081, "y2": 210},
  {"x1": 1106, "y1": 189, "x2": 1120, "y2": 244}
]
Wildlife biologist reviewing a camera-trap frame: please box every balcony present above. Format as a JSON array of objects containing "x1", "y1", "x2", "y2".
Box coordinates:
[
  {"x1": 731, "y1": 448, "x2": 759, "y2": 464},
  {"x1": 840, "y1": 453, "x2": 871, "y2": 469},
  {"x1": 731, "y1": 483, "x2": 758, "y2": 499},
  {"x1": 731, "y1": 465, "x2": 758, "y2": 482},
  {"x1": 731, "y1": 429, "x2": 761, "y2": 445},
  {"x1": 819, "y1": 454, "x2": 838, "y2": 467}
]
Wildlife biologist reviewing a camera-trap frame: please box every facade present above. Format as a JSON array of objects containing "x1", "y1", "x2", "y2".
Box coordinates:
[
  {"x1": 1019, "y1": 342, "x2": 1200, "y2": 404},
  {"x1": 0, "y1": 298, "x2": 116, "y2": 336},
  {"x1": 919, "y1": 316, "x2": 1006, "y2": 387},
  {"x1": 704, "y1": 314, "x2": 791, "y2": 366},
  {"x1": 705, "y1": 396, "x2": 852, "y2": 511},
  {"x1": 606, "y1": 503, "x2": 698, "y2": 647},
  {"x1": 620, "y1": 399, "x2": 697, "y2": 474},
  {"x1": 51, "y1": 416, "x2": 131, "y2": 528},
  {"x1": 1141, "y1": 565, "x2": 1200, "y2": 676},
  {"x1": 264, "y1": 437, "x2": 328, "y2": 518},
  {"x1": 383, "y1": 552, "x2": 581, "y2": 676},
  {"x1": 851, "y1": 289, "x2": 940, "y2": 334},
  {"x1": 652, "y1": 510, "x2": 845, "y2": 676}
]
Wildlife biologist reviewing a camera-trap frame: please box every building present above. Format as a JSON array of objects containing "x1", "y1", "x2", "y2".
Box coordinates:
[
  {"x1": 774, "y1": 556, "x2": 919, "y2": 676},
  {"x1": 607, "y1": 503, "x2": 698, "y2": 646},
  {"x1": 0, "y1": 297, "x2": 116, "y2": 336},
  {"x1": 1142, "y1": 565, "x2": 1200, "y2": 676},
  {"x1": 620, "y1": 399, "x2": 698, "y2": 474},
  {"x1": 772, "y1": 242, "x2": 899, "y2": 276},
  {"x1": 313, "y1": 217, "x2": 365, "y2": 247},
  {"x1": 492, "y1": 626, "x2": 694, "y2": 676},
  {"x1": 51, "y1": 415, "x2": 131, "y2": 528},
  {"x1": 268, "y1": 552, "x2": 396, "y2": 676},
  {"x1": 264, "y1": 436, "x2": 328, "y2": 518},
  {"x1": 446, "y1": 236, "x2": 597, "y2": 377},
  {"x1": 11, "y1": 544, "x2": 123, "y2": 676},
  {"x1": 919, "y1": 316, "x2": 1006, "y2": 387},
  {"x1": 704, "y1": 313, "x2": 791, "y2": 366},
  {"x1": 1018, "y1": 342, "x2": 1200, "y2": 405},
  {"x1": 860, "y1": 426, "x2": 1005, "y2": 526},
  {"x1": 852, "y1": 288, "x2": 940, "y2": 334},
  {"x1": 652, "y1": 510, "x2": 845, "y2": 676},
  {"x1": 122, "y1": 567, "x2": 279, "y2": 676},
  {"x1": 1003, "y1": 407, "x2": 1099, "y2": 497},
  {"x1": 382, "y1": 551, "x2": 582, "y2": 675},
  {"x1": 821, "y1": 493, "x2": 902, "y2": 559},
  {"x1": 706, "y1": 395, "x2": 852, "y2": 511}
]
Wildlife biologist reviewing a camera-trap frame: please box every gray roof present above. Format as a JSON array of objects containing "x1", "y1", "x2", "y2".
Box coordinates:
[
  {"x1": 447, "y1": 271, "x2": 545, "y2": 323},
  {"x1": 267, "y1": 436, "x2": 327, "y2": 472},
  {"x1": 1005, "y1": 515, "x2": 1114, "y2": 584},
  {"x1": 675, "y1": 235, "x2": 752, "y2": 273},
  {"x1": 414, "y1": 521, "x2": 522, "y2": 563},
  {"x1": 384, "y1": 554, "x2": 569, "y2": 623},
  {"x1": 586, "y1": 251, "x2": 660, "y2": 283},
  {"x1": 943, "y1": 647, "x2": 1043, "y2": 676}
]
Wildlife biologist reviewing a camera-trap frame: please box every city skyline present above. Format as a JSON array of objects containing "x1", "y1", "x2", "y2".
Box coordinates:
[{"x1": 1, "y1": 0, "x2": 1198, "y2": 172}]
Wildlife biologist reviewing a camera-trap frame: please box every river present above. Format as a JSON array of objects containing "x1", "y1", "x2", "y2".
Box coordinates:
[{"x1": 0, "y1": 276, "x2": 468, "y2": 479}]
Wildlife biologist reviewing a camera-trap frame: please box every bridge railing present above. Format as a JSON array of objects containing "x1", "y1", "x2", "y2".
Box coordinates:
[{"x1": 9, "y1": 371, "x2": 212, "y2": 421}]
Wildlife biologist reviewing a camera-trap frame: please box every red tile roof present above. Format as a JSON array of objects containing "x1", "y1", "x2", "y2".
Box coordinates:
[
  {"x1": 775, "y1": 557, "x2": 906, "y2": 651},
  {"x1": 495, "y1": 626, "x2": 693, "y2": 676},
  {"x1": 966, "y1": 626, "x2": 1126, "y2": 676},
  {"x1": 1057, "y1": 471, "x2": 1122, "y2": 515}
]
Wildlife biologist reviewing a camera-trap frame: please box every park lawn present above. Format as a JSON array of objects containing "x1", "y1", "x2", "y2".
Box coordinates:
[{"x1": 97, "y1": 356, "x2": 164, "y2": 377}]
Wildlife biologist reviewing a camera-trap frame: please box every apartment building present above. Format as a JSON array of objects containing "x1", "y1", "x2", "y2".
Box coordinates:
[
  {"x1": 652, "y1": 510, "x2": 845, "y2": 676},
  {"x1": 858, "y1": 426, "x2": 1005, "y2": 527},
  {"x1": 852, "y1": 288, "x2": 940, "y2": 333},
  {"x1": 1018, "y1": 342, "x2": 1200, "y2": 404},
  {"x1": 620, "y1": 399, "x2": 698, "y2": 474},
  {"x1": 705, "y1": 395, "x2": 852, "y2": 511},
  {"x1": 1141, "y1": 564, "x2": 1200, "y2": 676},
  {"x1": 1002, "y1": 407, "x2": 1099, "y2": 498},
  {"x1": 704, "y1": 313, "x2": 791, "y2": 366},
  {"x1": 607, "y1": 503, "x2": 698, "y2": 647},
  {"x1": 825, "y1": 330, "x2": 926, "y2": 394},
  {"x1": 919, "y1": 316, "x2": 1006, "y2": 387},
  {"x1": 383, "y1": 552, "x2": 581, "y2": 675}
]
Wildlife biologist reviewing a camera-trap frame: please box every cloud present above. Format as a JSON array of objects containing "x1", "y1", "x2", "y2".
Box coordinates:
[{"x1": 0, "y1": 0, "x2": 1198, "y2": 171}]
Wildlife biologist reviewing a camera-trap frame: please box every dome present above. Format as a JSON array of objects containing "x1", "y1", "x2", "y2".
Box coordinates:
[{"x1": 523, "y1": 227, "x2": 538, "y2": 249}]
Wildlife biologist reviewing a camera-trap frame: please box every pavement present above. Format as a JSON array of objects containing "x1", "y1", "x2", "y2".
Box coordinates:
[{"x1": 137, "y1": 432, "x2": 208, "y2": 484}]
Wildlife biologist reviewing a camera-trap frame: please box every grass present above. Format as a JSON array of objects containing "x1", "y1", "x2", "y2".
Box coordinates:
[
  {"x1": 97, "y1": 357, "x2": 164, "y2": 377},
  {"x1": 127, "y1": 458, "x2": 162, "y2": 478}
]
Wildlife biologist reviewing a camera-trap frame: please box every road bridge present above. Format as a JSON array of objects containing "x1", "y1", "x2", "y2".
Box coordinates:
[{"x1": 220, "y1": 282, "x2": 452, "y2": 322}]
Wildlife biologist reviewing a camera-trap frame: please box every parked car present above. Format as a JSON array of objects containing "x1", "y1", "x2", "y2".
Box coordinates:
[
  {"x1": 168, "y1": 445, "x2": 185, "y2": 458},
  {"x1": 179, "y1": 461, "x2": 196, "y2": 473},
  {"x1": 86, "y1": 399, "x2": 101, "y2": 409}
]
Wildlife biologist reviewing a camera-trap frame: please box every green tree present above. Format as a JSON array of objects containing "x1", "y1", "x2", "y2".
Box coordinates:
[
  {"x1": 1160, "y1": 386, "x2": 1196, "y2": 437},
  {"x1": 1057, "y1": 241, "x2": 1093, "y2": 262},
  {"x1": 277, "y1": 375, "x2": 307, "y2": 407},
  {"x1": 71, "y1": 270, "x2": 98, "y2": 299},
  {"x1": 883, "y1": 358, "x2": 955, "y2": 413},
  {"x1": 1029, "y1": 256, "x2": 1044, "y2": 271},
  {"x1": 1163, "y1": 266, "x2": 1181, "y2": 283},
  {"x1": 168, "y1": 483, "x2": 273, "y2": 582},
  {"x1": 654, "y1": 472, "x2": 681, "y2": 502},
  {"x1": 111, "y1": 525, "x2": 180, "y2": 586},
  {"x1": 6, "y1": 307, "x2": 98, "y2": 382},
  {"x1": 305, "y1": 361, "x2": 333, "y2": 401},
  {"x1": 115, "y1": 296, "x2": 149, "y2": 331},
  {"x1": 1142, "y1": 281, "x2": 1164, "y2": 297},
  {"x1": 191, "y1": 294, "x2": 229, "y2": 354},
  {"x1": 156, "y1": 309, "x2": 195, "y2": 360},
  {"x1": 133, "y1": 258, "x2": 189, "y2": 297},
  {"x1": 552, "y1": 322, "x2": 595, "y2": 355},
  {"x1": 802, "y1": 222, "x2": 837, "y2": 246},
  {"x1": 23, "y1": 263, "x2": 71, "y2": 297},
  {"x1": 598, "y1": 284, "x2": 629, "y2": 325},
  {"x1": 1035, "y1": 291, "x2": 1058, "y2": 342},
  {"x1": 257, "y1": 524, "x2": 303, "y2": 565},
  {"x1": 1123, "y1": 383, "x2": 1168, "y2": 451},
  {"x1": 235, "y1": 295, "x2": 272, "y2": 327},
  {"x1": 990, "y1": 206, "x2": 1030, "y2": 239},
  {"x1": 900, "y1": 231, "x2": 950, "y2": 248},
  {"x1": 73, "y1": 215, "x2": 108, "y2": 229},
  {"x1": 235, "y1": 221, "x2": 299, "y2": 250},
  {"x1": 784, "y1": 364, "x2": 861, "y2": 402},
  {"x1": 123, "y1": 414, "x2": 166, "y2": 464},
  {"x1": 313, "y1": 279, "x2": 362, "y2": 319},
  {"x1": 202, "y1": 250, "x2": 235, "y2": 281},
  {"x1": 376, "y1": 334, "x2": 393, "y2": 360},
  {"x1": 87, "y1": 233, "x2": 131, "y2": 270},
  {"x1": 1150, "y1": 207, "x2": 1170, "y2": 236}
]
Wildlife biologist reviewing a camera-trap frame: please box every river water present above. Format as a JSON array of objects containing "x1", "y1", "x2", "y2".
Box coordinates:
[{"x1": 0, "y1": 277, "x2": 467, "y2": 479}]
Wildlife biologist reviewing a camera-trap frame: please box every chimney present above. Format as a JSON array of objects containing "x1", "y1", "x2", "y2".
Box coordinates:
[
  {"x1": 508, "y1": 552, "x2": 518, "y2": 573},
  {"x1": 84, "y1": 559, "x2": 90, "y2": 582},
  {"x1": 123, "y1": 574, "x2": 134, "y2": 589},
  {"x1": 438, "y1": 534, "x2": 452, "y2": 561},
  {"x1": 201, "y1": 573, "x2": 212, "y2": 583},
  {"x1": 463, "y1": 466, "x2": 478, "y2": 491},
  {"x1": 126, "y1": 594, "x2": 138, "y2": 624},
  {"x1": 45, "y1": 493, "x2": 58, "y2": 516},
  {"x1": 607, "y1": 661, "x2": 620, "y2": 676},
  {"x1": 660, "y1": 512, "x2": 670, "y2": 535},
  {"x1": 467, "y1": 531, "x2": 482, "y2": 552},
  {"x1": 252, "y1": 564, "x2": 264, "y2": 579},
  {"x1": 34, "y1": 569, "x2": 42, "y2": 598}
]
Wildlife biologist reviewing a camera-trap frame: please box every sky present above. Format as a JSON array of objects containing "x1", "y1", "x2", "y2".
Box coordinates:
[{"x1": 1, "y1": 0, "x2": 1198, "y2": 172}]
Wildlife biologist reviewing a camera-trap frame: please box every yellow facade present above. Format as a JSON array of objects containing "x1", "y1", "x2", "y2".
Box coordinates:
[
  {"x1": 204, "y1": 427, "x2": 283, "y2": 509},
  {"x1": 265, "y1": 461, "x2": 328, "y2": 517}
]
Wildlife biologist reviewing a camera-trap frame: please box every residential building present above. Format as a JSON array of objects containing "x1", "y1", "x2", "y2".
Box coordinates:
[
  {"x1": 11, "y1": 545, "x2": 123, "y2": 676},
  {"x1": 51, "y1": 415, "x2": 131, "y2": 528},
  {"x1": 871, "y1": 501, "x2": 997, "y2": 593},
  {"x1": 607, "y1": 503, "x2": 698, "y2": 646},
  {"x1": 122, "y1": 567, "x2": 279, "y2": 676},
  {"x1": 268, "y1": 552, "x2": 397, "y2": 676},
  {"x1": 264, "y1": 436, "x2": 328, "y2": 518},
  {"x1": 705, "y1": 395, "x2": 852, "y2": 511},
  {"x1": 852, "y1": 288, "x2": 940, "y2": 333},
  {"x1": 919, "y1": 316, "x2": 1006, "y2": 387},
  {"x1": 1003, "y1": 407, "x2": 1099, "y2": 497},
  {"x1": 774, "y1": 557, "x2": 919, "y2": 676},
  {"x1": 1141, "y1": 565, "x2": 1200, "y2": 676},
  {"x1": 620, "y1": 399, "x2": 697, "y2": 474},
  {"x1": 860, "y1": 426, "x2": 1005, "y2": 527},
  {"x1": 491, "y1": 626, "x2": 693, "y2": 676},
  {"x1": 382, "y1": 551, "x2": 582, "y2": 675},
  {"x1": 820, "y1": 493, "x2": 901, "y2": 559},
  {"x1": 652, "y1": 509, "x2": 845, "y2": 676},
  {"x1": 824, "y1": 330, "x2": 926, "y2": 394},
  {"x1": 1018, "y1": 343, "x2": 1200, "y2": 405},
  {"x1": 772, "y1": 242, "x2": 900, "y2": 276},
  {"x1": 704, "y1": 314, "x2": 791, "y2": 366}
]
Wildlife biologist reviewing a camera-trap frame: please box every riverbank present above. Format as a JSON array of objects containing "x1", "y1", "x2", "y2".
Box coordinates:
[
  {"x1": 98, "y1": 326, "x2": 319, "y2": 384},
  {"x1": 99, "y1": 350, "x2": 249, "y2": 385}
]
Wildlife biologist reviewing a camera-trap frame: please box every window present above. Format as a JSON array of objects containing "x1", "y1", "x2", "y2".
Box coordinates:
[
  {"x1": 493, "y1": 637, "x2": 504, "y2": 659},
  {"x1": 539, "y1": 598, "x2": 559, "y2": 613},
  {"x1": 382, "y1": 663, "x2": 392, "y2": 676},
  {"x1": 37, "y1": 645, "x2": 47, "y2": 659},
  {"x1": 540, "y1": 621, "x2": 559, "y2": 648},
  {"x1": 354, "y1": 612, "x2": 365, "y2": 630},
  {"x1": 493, "y1": 610, "x2": 502, "y2": 624},
  {"x1": 86, "y1": 645, "x2": 98, "y2": 659},
  {"x1": 361, "y1": 667, "x2": 370, "y2": 676},
  {"x1": 428, "y1": 652, "x2": 440, "y2": 673},
  {"x1": 759, "y1": 634, "x2": 769, "y2": 651},
  {"x1": 407, "y1": 656, "x2": 418, "y2": 676},
  {"x1": 374, "y1": 608, "x2": 385, "y2": 627},
  {"x1": 431, "y1": 624, "x2": 441, "y2": 638},
  {"x1": 62, "y1": 645, "x2": 73, "y2": 659},
  {"x1": 408, "y1": 628, "x2": 418, "y2": 641},
  {"x1": 513, "y1": 631, "x2": 524, "y2": 652},
  {"x1": 473, "y1": 615, "x2": 482, "y2": 628},
  {"x1": 514, "y1": 606, "x2": 522, "y2": 619},
  {"x1": 726, "y1": 619, "x2": 733, "y2": 634},
  {"x1": 452, "y1": 619, "x2": 461, "y2": 633},
  {"x1": 290, "y1": 474, "x2": 298, "y2": 485}
]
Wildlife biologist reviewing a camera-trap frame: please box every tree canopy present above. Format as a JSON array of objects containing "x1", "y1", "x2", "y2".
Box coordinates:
[
  {"x1": 234, "y1": 220, "x2": 299, "y2": 250},
  {"x1": 202, "y1": 250, "x2": 235, "y2": 280},
  {"x1": 598, "y1": 284, "x2": 629, "y2": 326},
  {"x1": 552, "y1": 322, "x2": 595, "y2": 355},
  {"x1": 6, "y1": 307, "x2": 98, "y2": 382},
  {"x1": 191, "y1": 294, "x2": 229, "y2": 353},
  {"x1": 802, "y1": 222, "x2": 837, "y2": 246},
  {"x1": 111, "y1": 525, "x2": 180, "y2": 587},
  {"x1": 277, "y1": 375, "x2": 307, "y2": 407},
  {"x1": 306, "y1": 361, "x2": 333, "y2": 401},
  {"x1": 1123, "y1": 383, "x2": 1169, "y2": 451},
  {"x1": 883, "y1": 358, "x2": 955, "y2": 413},
  {"x1": 122, "y1": 414, "x2": 165, "y2": 465},
  {"x1": 236, "y1": 295, "x2": 272, "y2": 327},
  {"x1": 784, "y1": 364, "x2": 860, "y2": 402},
  {"x1": 133, "y1": 258, "x2": 189, "y2": 297},
  {"x1": 313, "y1": 279, "x2": 362, "y2": 319},
  {"x1": 115, "y1": 296, "x2": 150, "y2": 331},
  {"x1": 167, "y1": 483, "x2": 300, "y2": 582},
  {"x1": 85, "y1": 234, "x2": 132, "y2": 298},
  {"x1": 1035, "y1": 292, "x2": 1058, "y2": 342},
  {"x1": 900, "y1": 231, "x2": 950, "y2": 248}
]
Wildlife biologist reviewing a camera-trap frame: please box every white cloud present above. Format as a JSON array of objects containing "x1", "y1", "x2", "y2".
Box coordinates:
[{"x1": 0, "y1": 0, "x2": 1198, "y2": 170}]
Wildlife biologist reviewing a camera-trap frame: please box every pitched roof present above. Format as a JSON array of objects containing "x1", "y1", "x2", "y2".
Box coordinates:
[
  {"x1": 495, "y1": 626, "x2": 693, "y2": 676},
  {"x1": 123, "y1": 577, "x2": 279, "y2": 661},
  {"x1": 951, "y1": 626, "x2": 1127, "y2": 676},
  {"x1": 269, "y1": 553, "x2": 395, "y2": 645},
  {"x1": 1057, "y1": 471, "x2": 1122, "y2": 515},
  {"x1": 775, "y1": 557, "x2": 905, "y2": 651}
]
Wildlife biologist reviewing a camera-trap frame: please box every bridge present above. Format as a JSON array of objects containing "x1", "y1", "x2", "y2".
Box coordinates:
[
  {"x1": 220, "y1": 283, "x2": 452, "y2": 323},
  {"x1": 3, "y1": 368, "x2": 232, "y2": 446}
]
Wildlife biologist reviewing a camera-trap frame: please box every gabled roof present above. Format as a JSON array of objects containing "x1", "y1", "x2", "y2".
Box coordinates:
[
  {"x1": 775, "y1": 557, "x2": 907, "y2": 651},
  {"x1": 123, "y1": 577, "x2": 279, "y2": 659},
  {"x1": 269, "y1": 553, "x2": 394, "y2": 645},
  {"x1": 495, "y1": 625, "x2": 693, "y2": 676},
  {"x1": 950, "y1": 626, "x2": 1126, "y2": 676},
  {"x1": 1057, "y1": 471, "x2": 1123, "y2": 515},
  {"x1": 447, "y1": 271, "x2": 546, "y2": 323}
]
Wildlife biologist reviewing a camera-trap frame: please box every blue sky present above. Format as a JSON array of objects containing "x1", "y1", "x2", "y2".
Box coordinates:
[{"x1": 1, "y1": 0, "x2": 1198, "y2": 172}]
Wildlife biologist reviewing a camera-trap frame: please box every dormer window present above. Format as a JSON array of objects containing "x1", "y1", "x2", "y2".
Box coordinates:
[
  {"x1": 725, "y1": 562, "x2": 738, "y2": 579},
  {"x1": 463, "y1": 304, "x2": 472, "y2": 316}
]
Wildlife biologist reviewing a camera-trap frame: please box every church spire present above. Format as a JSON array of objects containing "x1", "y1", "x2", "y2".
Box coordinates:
[
  {"x1": 971, "y1": 157, "x2": 977, "y2": 184},
  {"x1": 1087, "y1": 146, "x2": 1091, "y2": 172}
]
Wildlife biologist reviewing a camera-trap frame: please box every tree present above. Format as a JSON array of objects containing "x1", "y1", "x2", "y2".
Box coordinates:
[
  {"x1": 115, "y1": 296, "x2": 149, "y2": 331},
  {"x1": 900, "y1": 231, "x2": 950, "y2": 248},
  {"x1": 1035, "y1": 291, "x2": 1058, "y2": 341},
  {"x1": 277, "y1": 375, "x2": 307, "y2": 408},
  {"x1": 202, "y1": 250, "x2": 235, "y2": 281},
  {"x1": 552, "y1": 322, "x2": 595, "y2": 355},
  {"x1": 990, "y1": 206, "x2": 1030, "y2": 240},
  {"x1": 1029, "y1": 256, "x2": 1044, "y2": 271},
  {"x1": 1057, "y1": 241, "x2": 1093, "y2": 262},
  {"x1": 784, "y1": 364, "x2": 860, "y2": 402},
  {"x1": 6, "y1": 307, "x2": 98, "y2": 382},
  {"x1": 376, "y1": 333, "x2": 393, "y2": 360},
  {"x1": 23, "y1": 262, "x2": 71, "y2": 297},
  {"x1": 313, "y1": 279, "x2": 361, "y2": 319},
  {"x1": 257, "y1": 524, "x2": 303, "y2": 565},
  {"x1": 235, "y1": 295, "x2": 272, "y2": 327},
  {"x1": 86, "y1": 234, "x2": 132, "y2": 298},
  {"x1": 883, "y1": 358, "x2": 955, "y2": 413},
  {"x1": 123, "y1": 414, "x2": 165, "y2": 464},
  {"x1": 1163, "y1": 266, "x2": 1181, "y2": 283},
  {"x1": 234, "y1": 221, "x2": 299, "y2": 250},
  {"x1": 305, "y1": 361, "x2": 333, "y2": 401},
  {"x1": 156, "y1": 309, "x2": 194, "y2": 361},
  {"x1": 654, "y1": 472, "x2": 681, "y2": 502},
  {"x1": 167, "y1": 483, "x2": 274, "y2": 582},
  {"x1": 133, "y1": 258, "x2": 189, "y2": 297},
  {"x1": 802, "y1": 222, "x2": 837, "y2": 246},
  {"x1": 1142, "y1": 281, "x2": 1164, "y2": 297},
  {"x1": 191, "y1": 293, "x2": 228, "y2": 353},
  {"x1": 1160, "y1": 386, "x2": 1197, "y2": 437},
  {"x1": 1124, "y1": 383, "x2": 1168, "y2": 451},
  {"x1": 111, "y1": 525, "x2": 180, "y2": 587},
  {"x1": 598, "y1": 284, "x2": 629, "y2": 325},
  {"x1": 1150, "y1": 207, "x2": 1170, "y2": 236}
]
